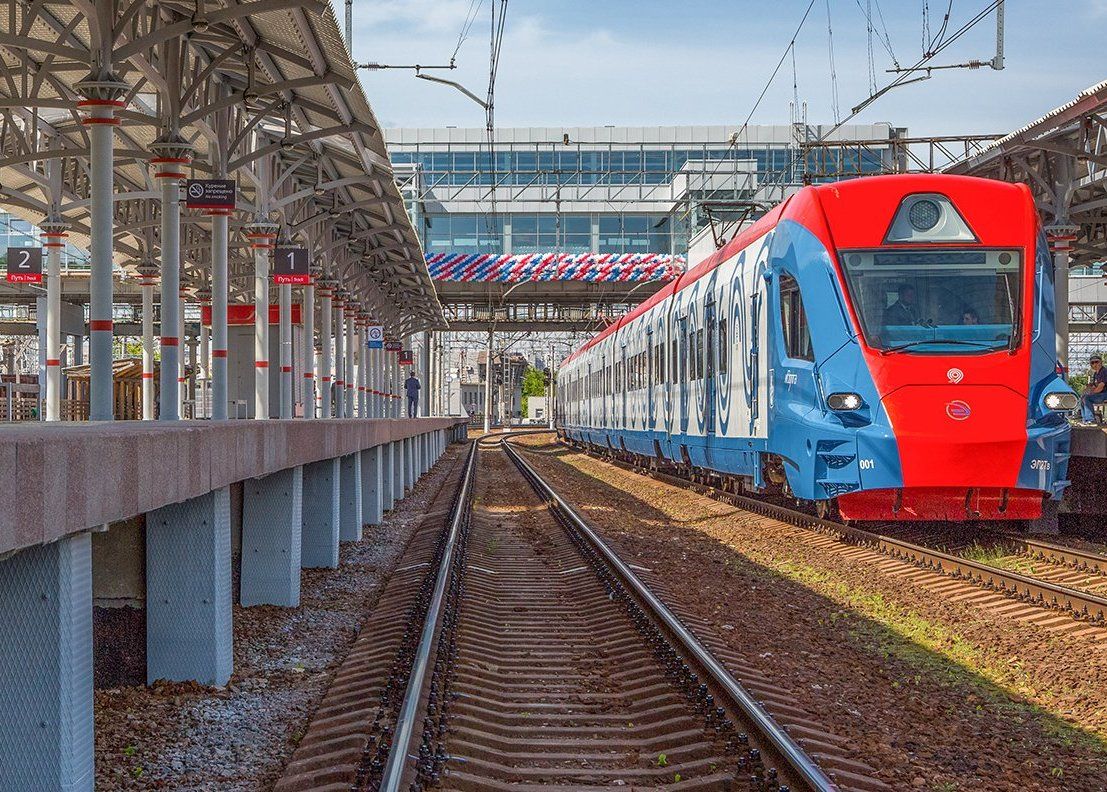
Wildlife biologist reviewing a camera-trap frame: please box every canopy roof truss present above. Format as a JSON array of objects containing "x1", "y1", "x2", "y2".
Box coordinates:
[{"x1": 0, "y1": 0, "x2": 445, "y2": 334}]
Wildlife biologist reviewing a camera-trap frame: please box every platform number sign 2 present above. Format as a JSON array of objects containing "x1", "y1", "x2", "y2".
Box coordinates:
[
  {"x1": 6, "y1": 247, "x2": 42, "y2": 284},
  {"x1": 272, "y1": 247, "x2": 310, "y2": 285}
]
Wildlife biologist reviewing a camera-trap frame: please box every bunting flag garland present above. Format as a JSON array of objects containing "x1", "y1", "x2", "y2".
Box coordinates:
[{"x1": 426, "y1": 252, "x2": 685, "y2": 283}]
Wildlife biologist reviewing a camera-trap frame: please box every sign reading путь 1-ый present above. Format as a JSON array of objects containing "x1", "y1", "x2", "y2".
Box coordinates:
[
  {"x1": 398, "y1": 350, "x2": 415, "y2": 365},
  {"x1": 6, "y1": 247, "x2": 42, "y2": 283},
  {"x1": 272, "y1": 247, "x2": 310, "y2": 285},
  {"x1": 185, "y1": 179, "x2": 237, "y2": 211}
]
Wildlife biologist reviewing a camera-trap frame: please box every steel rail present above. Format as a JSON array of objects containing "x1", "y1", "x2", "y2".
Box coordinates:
[
  {"x1": 1021, "y1": 537, "x2": 1107, "y2": 574},
  {"x1": 377, "y1": 440, "x2": 477, "y2": 792},
  {"x1": 585, "y1": 447, "x2": 1107, "y2": 625},
  {"x1": 501, "y1": 436, "x2": 839, "y2": 792}
]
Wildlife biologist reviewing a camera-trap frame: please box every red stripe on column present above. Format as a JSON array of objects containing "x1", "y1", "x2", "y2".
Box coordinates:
[
  {"x1": 177, "y1": 377, "x2": 186, "y2": 383},
  {"x1": 321, "y1": 376, "x2": 332, "y2": 382},
  {"x1": 281, "y1": 366, "x2": 292, "y2": 373},
  {"x1": 212, "y1": 349, "x2": 227, "y2": 358},
  {"x1": 303, "y1": 373, "x2": 314, "y2": 378},
  {"x1": 142, "y1": 373, "x2": 154, "y2": 379},
  {"x1": 89, "y1": 320, "x2": 113, "y2": 331},
  {"x1": 255, "y1": 361, "x2": 269, "y2": 368},
  {"x1": 46, "y1": 359, "x2": 60, "y2": 366},
  {"x1": 161, "y1": 337, "x2": 179, "y2": 346}
]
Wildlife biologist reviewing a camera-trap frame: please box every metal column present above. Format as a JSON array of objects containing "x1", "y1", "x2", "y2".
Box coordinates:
[
  {"x1": 41, "y1": 221, "x2": 66, "y2": 421},
  {"x1": 345, "y1": 307, "x2": 356, "y2": 417},
  {"x1": 153, "y1": 145, "x2": 187, "y2": 422},
  {"x1": 249, "y1": 225, "x2": 277, "y2": 419},
  {"x1": 210, "y1": 209, "x2": 230, "y2": 420},
  {"x1": 302, "y1": 276, "x2": 315, "y2": 419},
  {"x1": 177, "y1": 288, "x2": 188, "y2": 418},
  {"x1": 318, "y1": 279, "x2": 334, "y2": 418},
  {"x1": 279, "y1": 283, "x2": 292, "y2": 419},
  {"x1": 77, "y1": 76, "x2": 127, "y2": 422},
  {"x1": 334, "y1": 294, "x2": 345, "y2": 419},
  {"x1": 198, "y1": 288, "x2": 210, "y2": 418},
  {"x1": 138, "y1": 263, "x2": 157, "y2": 420},
  {"x1": 1049, "y1": 226, "x2": 1079, "y2": 374}
]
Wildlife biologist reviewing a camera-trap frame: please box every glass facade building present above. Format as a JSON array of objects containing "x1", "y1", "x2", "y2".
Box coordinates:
[{"x1": 386, "y1": 124, "x2": 902, "y2": 259}]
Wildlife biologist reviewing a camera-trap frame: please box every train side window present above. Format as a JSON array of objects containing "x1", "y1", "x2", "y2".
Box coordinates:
[
  {"x1": 779, "y1": 273, "x2": 814, "y2": 362},
  {"x1": 695, "y1": 328, "x2": 704, "y2": 379},
  {"x1": 718, "y1": 318, "x2": 728, "y2": 375},
  {"x1": 670, "y1": 337, "x2": 678, "y2": 383}
]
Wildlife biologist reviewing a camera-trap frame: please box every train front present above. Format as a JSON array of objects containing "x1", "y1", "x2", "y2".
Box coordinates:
[{"x1": 805, "y1": 175, "x2": 1073, "y2": 521}]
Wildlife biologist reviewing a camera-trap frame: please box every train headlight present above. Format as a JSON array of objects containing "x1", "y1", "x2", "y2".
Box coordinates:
[
  {"x1": 908, "y1": 199, "x2": 941, "y2": 231},
  {"x1": 827, "y1": 392, "x2": 863, "y2": 411},
  {"x1": 1044, "y1": 392, "x2": 1078, "y2": 411}
]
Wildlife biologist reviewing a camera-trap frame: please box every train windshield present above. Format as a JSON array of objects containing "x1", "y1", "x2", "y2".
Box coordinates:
[{"x1": 838, "y1": 248, "x2": 1022, "y2": 354}]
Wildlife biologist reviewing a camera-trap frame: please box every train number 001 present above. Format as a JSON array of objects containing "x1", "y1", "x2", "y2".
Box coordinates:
[{"x1": 859, "y1": 459, "x2": 875, "y2": 470}]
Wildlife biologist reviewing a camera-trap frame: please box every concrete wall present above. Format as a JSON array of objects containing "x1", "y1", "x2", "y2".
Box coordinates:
[{"x1": 0, "y1": 417, "x2": 467, "y2": 557}]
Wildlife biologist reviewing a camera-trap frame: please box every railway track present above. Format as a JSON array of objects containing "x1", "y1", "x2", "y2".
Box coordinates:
[
  {"x1": 365, "y1": 436, "x2": 848, "y2": 791},
  {"x1": 562, "y1": 440, "x2": 1107, "y2": 633}
]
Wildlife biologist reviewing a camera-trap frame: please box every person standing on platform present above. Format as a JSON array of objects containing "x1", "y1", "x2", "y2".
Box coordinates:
[{"x1": 405, "y1": 370, "x2": 421, "y2": 418}]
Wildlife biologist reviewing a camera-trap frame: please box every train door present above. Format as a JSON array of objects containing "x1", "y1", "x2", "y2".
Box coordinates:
[
  {"x1": 679, "y1": 316, "x2": 689, "y2": 434},
  {"x1": 748, "y1": 292, "x2": 762, "y2": 431},
  {"x1": 620, "y1": 344, "x2": 627, "y2": 430},
  {"x1": 646, "y1": 327, "x2": 655, "y2": 429},
  {"x1": 601, "y1": 354, "x2": 608, "y2": 429},
  {"x1": 586, "y1": 362, "x2": 593, "y2": 428},
  {"x1": 704, "y1": 299, "x2": 717, "y2": 435}
]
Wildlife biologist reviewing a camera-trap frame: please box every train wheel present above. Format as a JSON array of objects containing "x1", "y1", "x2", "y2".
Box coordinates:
[{"x1": 816, "y1": 499, "x2": 839, "y2": 521}]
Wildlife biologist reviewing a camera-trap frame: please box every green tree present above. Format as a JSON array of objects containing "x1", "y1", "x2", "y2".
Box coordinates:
[{"x1": 520, "y1": 365, "x2": 546, "y2": 416}]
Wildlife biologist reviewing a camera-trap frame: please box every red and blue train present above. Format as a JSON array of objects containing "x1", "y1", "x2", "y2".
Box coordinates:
[{"x1": 556, "y1": 174, "x2": 1074, "y2": 521}]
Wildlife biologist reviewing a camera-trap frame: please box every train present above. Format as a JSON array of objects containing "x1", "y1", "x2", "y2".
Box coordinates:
[{"x1": 555, "y1": 174, "x2": 1075, "y2": 522}]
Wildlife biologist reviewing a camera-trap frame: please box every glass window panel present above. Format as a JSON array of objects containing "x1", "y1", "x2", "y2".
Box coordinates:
[
  {"x1": 537, "y1": 215, "x2": 558, "y2": 233},
  {"x1": 598, "y1": 216, "x2": 621, "y2": 234},
  {"x1": 622, "y1": 215, "x2": 648, "y2": 233},
  {"x1": 512, "y1": 215, "x2": 537, "y2": 233},
  {"x1": 453, "y1": 152, "x2": 476, "y2": 170},
  {"x1": 563, "y1": 215, "x2": 590, "y2": 234}
]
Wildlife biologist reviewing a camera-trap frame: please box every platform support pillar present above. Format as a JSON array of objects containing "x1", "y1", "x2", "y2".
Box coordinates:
[
  {"x1": 382, "y1": 441, "x2": 396, "y2": 511},
  {"x1": 210, "y1": 206, "x2": 230, "y2": 420},
  {"x1": 339, "y1": 453, "x2": 362, "y2": 541},
  {"x1": 392, "y1": 438, "x2": 405, "y2": 503},
  {"x1": 361, "y1": 444, "x2": 383, "y2": 526},
  {"x1": 240, "y1": 467, "x2": 303, "y2": 607},
  {"x1": 302, "y1": 277, "x2": 315, "y2": 419},
  {"x1": 334, "y1": 295, "x2": 345, "y2": 419},
  {"x1": 146, "y1": 487, "x2": 232, "y2": 686},
  {"x1": 0, "y1": 534, "x2": 93, "y2": 792},
  {"x1": 301, "y1": 458, "x2": 340, "y2": 567}
]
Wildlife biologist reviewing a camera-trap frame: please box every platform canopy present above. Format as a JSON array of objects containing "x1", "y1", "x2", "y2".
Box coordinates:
[
  {"x1": 0, "y1": 0, "x2": 443, "y2": 335},
  {"x1": 948, "y1": 79, "x2": 1107, "y2": 269}
]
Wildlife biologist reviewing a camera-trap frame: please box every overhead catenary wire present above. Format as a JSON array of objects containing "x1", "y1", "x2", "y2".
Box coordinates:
[{"x1": 825, "y1": 0, "x2": 840, "y2": 124}]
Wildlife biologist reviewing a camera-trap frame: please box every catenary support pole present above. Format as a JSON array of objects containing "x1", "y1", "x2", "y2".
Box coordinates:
[{"x1": 483, "y1": 328, "x2": 493, "y2": 432}]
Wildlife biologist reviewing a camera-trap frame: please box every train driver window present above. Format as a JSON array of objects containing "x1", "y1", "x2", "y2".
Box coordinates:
[{"x1": 779, "y1": 273, "x2": 814, "y2": 361}]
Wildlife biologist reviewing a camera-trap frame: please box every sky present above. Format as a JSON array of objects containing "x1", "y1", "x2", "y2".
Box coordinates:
[{"x1": 345, "y1": 0, "x2": 1106, "y2": 137}]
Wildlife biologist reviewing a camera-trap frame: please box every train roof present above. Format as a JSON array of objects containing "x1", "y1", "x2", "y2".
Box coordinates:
[{"x1": 560, "y1": 173, "x2": 1030, "y2": 369}]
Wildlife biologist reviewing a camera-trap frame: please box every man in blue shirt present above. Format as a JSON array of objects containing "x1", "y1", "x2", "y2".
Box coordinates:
[
  {"x1": 1080, "y1": 355, "x2": 1107, "y2": 424},
  {"x1": 405, "y1": 370, "x2": 421, "y2": 418}
]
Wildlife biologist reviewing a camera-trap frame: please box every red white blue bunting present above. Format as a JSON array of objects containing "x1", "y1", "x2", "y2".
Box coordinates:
[{"x1": 426, "y1": 252, "x2": 685, "y2": 283}]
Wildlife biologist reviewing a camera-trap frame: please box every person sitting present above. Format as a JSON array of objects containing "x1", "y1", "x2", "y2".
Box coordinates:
[
  {"x1": 883, "y1": 285, "x2": 919, "y2": 326},
  {"x1": 1080, "y1": 355, "x2": 1107, "y2": 424},
  {"x1": 961, "y1": 308, "x2": 979, "y2": 325}
]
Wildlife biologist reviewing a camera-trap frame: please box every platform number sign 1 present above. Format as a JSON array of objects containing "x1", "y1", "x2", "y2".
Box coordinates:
[
  {"x1": 6, "y1": 247, "x2": 42, "y2": 284},
  {"x1": 367, "y1": 325, "x2": 384, "y2": 349},
  {"x1": 399, "y1": 350, "x2": 414, "y2": 365},
  {"x1": 272, "y1": 247, "x2": 310, "y2": 285}
]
